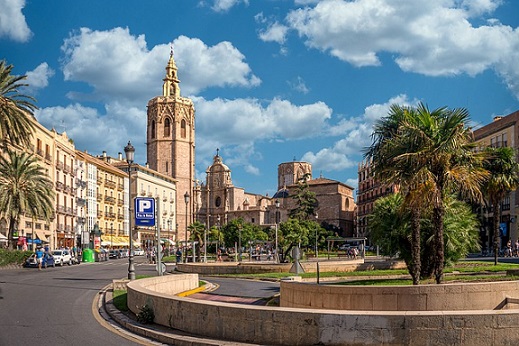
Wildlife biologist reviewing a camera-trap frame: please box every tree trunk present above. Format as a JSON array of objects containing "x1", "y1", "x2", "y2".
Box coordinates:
[
  {"x1": 7, "y1": 217, "x2": 16, "y2": 250},
  {"x1": 410, "y1": 208, "x2": 421, "y2": 285},
  {"x1": 433, "y1": 199, "x2": 445, "y2": 284}
]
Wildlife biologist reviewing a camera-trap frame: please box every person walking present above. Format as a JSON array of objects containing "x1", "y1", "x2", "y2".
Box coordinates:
[{"x1": 35, "y1": 247, "x2": 44, "y2": 270}]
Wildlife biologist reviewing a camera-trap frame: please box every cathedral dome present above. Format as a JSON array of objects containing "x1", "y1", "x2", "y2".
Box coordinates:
[{"x1": 273, "y1": 188, "x2": 289, "y2": 199}]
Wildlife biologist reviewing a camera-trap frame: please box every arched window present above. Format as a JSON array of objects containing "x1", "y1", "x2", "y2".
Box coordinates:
[
  {"x1": 151, "y1": 120, "x2": 156, "y2": 139},
  {"x1": 181, "y1": 119, "x2": 186, "y2": 138},
  {"x1": 164, "y1": 118, "x2": 171, "y2": 137}
]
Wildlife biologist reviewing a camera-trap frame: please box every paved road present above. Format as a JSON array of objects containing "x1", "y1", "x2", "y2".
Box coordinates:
[{"x1": 0, "y1": 256, "x2": 160, "y2": 346}]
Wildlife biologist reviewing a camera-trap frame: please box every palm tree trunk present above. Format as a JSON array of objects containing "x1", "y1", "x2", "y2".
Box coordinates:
[
  {"x1": 411, "y1": 208, "x2": 421, "y2": 285},
  {"x1": 7, "y1": 217, "x2": 17, "y2": 250},
  {"x1": 433, "y1": 200, "x2": 445, "y2": 284}
]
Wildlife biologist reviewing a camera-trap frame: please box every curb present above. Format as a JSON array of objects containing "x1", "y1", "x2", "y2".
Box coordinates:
[{"x1": 102, "y1": 287, "x2": 258, "y2": 345}]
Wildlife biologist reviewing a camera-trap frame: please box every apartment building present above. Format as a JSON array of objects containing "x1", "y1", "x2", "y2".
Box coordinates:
[{"x1": 474, "y1": 110, "x2": 519, "y2": 250}]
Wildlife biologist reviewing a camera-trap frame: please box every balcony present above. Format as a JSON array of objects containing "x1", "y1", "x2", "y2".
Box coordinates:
[
  {"x1": 64, "y1": 164, "x2": 71, "y2": 174},
  {"x1": 105, "y1": 180, "x2": 116, "y2": 188},
  {"x1": 106, "y1": 212, "x2": 116, "y2": 219},
  {"x1": 97, "y1": 210, "x2": 103, "y2": 218},
  {"x1": 117, "y1": 198, "x2": 124, "y2": 205},
  {"x1": 105, "y1": 196, "x2": 116, "y2": 204},
  {"x1": 76, "y1": 197, "x2": 86, "y2": 206},
  {"x1": 57, "y1": 205, "x2": 66, "y2": 214},
  {"x1": 56, "y1": 161, "x2": 63, "y2": 171},
  {"x1": 77, "y1": 217, "x2": 86, "y2": 224},
  {"x1": 56, "y1": 181, "x2": 64, "y2": 191},
  {"x1": 117, "y1": 183, "x2": 124, "y2": 191},
  {"x1": 97, "y1": 176, "x2": 104, "y2": 183},
  {"x1": 45, "y1": 153, "x2": 52, "y2": 163},
  {"x1": 36, "y1": 148, "x2": 44, "y2": 157},
  {"x1": 140, "y1": 190, "x2": 146, "y2": 196},
  {"x1": 96, "y1": 194, "x2": 103, "y2": 202},
  {"x1": 76, "y1": 179, "x2": 87, "y2": 189},
  {"x1": 117, "y1": 213, "x2": 124, "y2": 220}
]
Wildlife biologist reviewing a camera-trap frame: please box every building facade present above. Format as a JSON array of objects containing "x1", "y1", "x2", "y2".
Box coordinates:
[{"x1": 474, "y1": 110, "x2": 519, "y2": 250}]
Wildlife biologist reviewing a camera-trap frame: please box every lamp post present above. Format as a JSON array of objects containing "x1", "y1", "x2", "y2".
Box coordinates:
[
  {"x1": 315, "y1": 212, "x2": 320, "y2": 284},
  {"x1": 238, "y1": 225, "x2": 242, "y2": 262},
  {"x1": 275, "y1": 199, "x2": 280, "y2": 263},
  {"x1": 110, "y1": 222, "x2": 113, "y2": 249},
  {"x1": 124, "y1": 140, "x2": 135, "y2": 280},
  {"x1": 216, "y1": 215, "x2": 221, "y2": 253},
  {"x1": 184, "y1": 191, "x2": 190, "y2": 263}
]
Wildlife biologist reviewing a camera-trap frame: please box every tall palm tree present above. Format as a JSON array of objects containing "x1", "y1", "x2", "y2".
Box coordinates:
[
  {"x1": 0, "y1": 60, "x2": 37, "y2": 150},
  {"x1": 481, "y1": 146, "x2": 519, "y2": 265},
  {"x1": 366, "y1": 104, "x2": 426, "y2": 285},
  {"x1": 0, "y1": 150, "x2": 55, "y2": 249},
  {"x1": 367, "y1": 102, "x2": 487, "y2": 283}
]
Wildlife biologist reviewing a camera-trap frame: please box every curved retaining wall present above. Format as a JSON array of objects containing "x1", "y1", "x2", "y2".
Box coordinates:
[
  {"x1": 280, "y1": 280, "x2": 519, "y2": 311},
  {"x1": 126, "y1": 275, "x2": 519, "y2": 345},
  {"x1": 175, "y1": 259, "x2": 405, "y2": 275}
]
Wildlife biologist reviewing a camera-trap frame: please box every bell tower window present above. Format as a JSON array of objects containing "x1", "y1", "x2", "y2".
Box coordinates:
[
  {"x1": 181, "y1": 119, "x2": 186, "y2": 138},
  {"x1": 151, "y1": 120, "x2": 156, "y2": 139},
  {"x1": 164, "y1": 118, "x2": 171, "y2": 137}
]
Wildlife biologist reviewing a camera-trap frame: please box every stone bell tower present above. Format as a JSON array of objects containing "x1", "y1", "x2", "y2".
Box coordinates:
[{"x1": 146, "y1": 48, "x2": 195, "y2": 240}]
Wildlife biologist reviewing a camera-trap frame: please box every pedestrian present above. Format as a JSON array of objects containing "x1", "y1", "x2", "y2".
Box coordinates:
[
  {"x1": 35, "y1": 246, "x2": 44, "y2": 270},
  {"x1": 176, "y1": 248, "x2": 182, "y2": 263},
  {"x1": 217, "y1": 248, "x2": 222, "y2": 262}
]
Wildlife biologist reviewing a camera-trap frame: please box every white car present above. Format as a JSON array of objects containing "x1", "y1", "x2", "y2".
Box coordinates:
[
  {"x1": 52, "y1": 249, "x2": 72, "y2": 266},
  {"x1": 133, "y1": 249, "x2": 145, "y2": 256}
]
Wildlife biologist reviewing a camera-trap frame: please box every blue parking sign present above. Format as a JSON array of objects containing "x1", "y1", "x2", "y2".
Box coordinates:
[{"x1": 134, "y1": 197, "x2": 155, "y2": 227}]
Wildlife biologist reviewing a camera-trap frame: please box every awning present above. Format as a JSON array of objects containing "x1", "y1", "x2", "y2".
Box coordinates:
[
  {"x1": 101, "y1": 236, "x2": 130, "y2": 247},
  {"x1": 33, "y1": 229, "x2": 49, "y2": 242},
  {"x1": 160, "y1": 238, "x2": 175, "y2": 245}
]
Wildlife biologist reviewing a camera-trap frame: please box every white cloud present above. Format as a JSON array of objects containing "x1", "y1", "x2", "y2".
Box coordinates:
[
  {"x1": 0, "y1": 0, "x2": 31, "y2": 42},
  {"x1": 211, "y1": 0, "x2": 249, "y2": 12},
  {"x1": 193, "y1": 96, "x2": 332, "y2": 174},
  {"x1": 288, "y1": 76, "x2": 310, "y2": 94},
  {"x1": 35, "y1": 103, "x2": 147, "y2": 164},
  {"x1": 24, "y1": 63, "x2": 54, "y2": 90},
  {"x1": 301, "y1": 94, "x2": 415, "y2": 172},
  {"x1": 60, "y1": 28, "x2": 260, "y2": 105},
  {"x1": 259, "y1": 22, "x2": 289, "y2": 44},
  {"x1": 284, "y1": 0, "x2": 519, "y2": 99}
]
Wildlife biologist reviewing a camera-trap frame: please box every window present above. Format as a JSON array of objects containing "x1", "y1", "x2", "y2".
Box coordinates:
[
  {"x1": 151, "y1": 120, "x2": 156, "y2": 139},
  {"x1": 215, "y1": 196, "x2": 221, "y2": 207},
  {"x1": 181, "y1": 119, "x2": 186, "y2": 138},
  {"x1": 164, "y1": 118, "x2": 171, "y2": 137}
]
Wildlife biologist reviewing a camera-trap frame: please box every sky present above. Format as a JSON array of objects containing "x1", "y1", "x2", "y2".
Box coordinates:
[{"x1": 1, "y1": 0, "x2": 519, "y2": 198}]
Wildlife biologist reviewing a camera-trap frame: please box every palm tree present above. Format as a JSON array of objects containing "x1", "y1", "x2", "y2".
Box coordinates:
[
  {"x1": 366, "y1": 104, "x2": 426, "y2": 285},
  {"x1": 188, "y1": 221, "x2": 206, "y2": 261},
  {"x1": 367, "y1": 102, "x2": 487, "y2": 283},
  {"x1": 0, "y1": 60, "x2": 37, "y2": 150},
  {"x1": 0, "y1": 150, "x2": 55, "y2": 249},
  {"x1": 481, "y1": 146, "x2": 519, "y2": 265}
]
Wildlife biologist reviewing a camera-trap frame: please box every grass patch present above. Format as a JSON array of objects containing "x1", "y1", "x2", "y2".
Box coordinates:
[{"x1": 113, "y1": 290, "x2": 128, "y2": 311}]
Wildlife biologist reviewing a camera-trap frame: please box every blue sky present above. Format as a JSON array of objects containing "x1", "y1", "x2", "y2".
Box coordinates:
[{"x1": 2, "y1": 0, "x2": 519, "y2": 197}]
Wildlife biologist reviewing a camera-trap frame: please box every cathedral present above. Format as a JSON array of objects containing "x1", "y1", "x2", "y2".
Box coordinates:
[{"x1": 146, "y1": 52, "x2": 356, "y2": 240}]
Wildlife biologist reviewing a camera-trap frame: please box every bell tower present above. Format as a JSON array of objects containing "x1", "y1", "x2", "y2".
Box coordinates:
[{"x1": 146, "y1": 48, "x2": 195, "y2": 240}]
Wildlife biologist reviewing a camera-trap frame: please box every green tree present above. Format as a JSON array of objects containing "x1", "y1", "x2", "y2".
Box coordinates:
[
  {"x1": 0, "y1": 60, "x2": 36, "y2": 150},
  {"x1": 366, "y1": 102, "x2": 487, "y2": 283},
  {"x1": 0, "y1": 150, "x2": 55, "y2": 249},
  {"x1": 278, "y1": 218, "x2": 321, "y2": 262},
  {"x1": 289, "y1": 173, "x2": 317, "y2": 221},
  {"x1": 367, "y1": 104, "x2": 428, "y2": 284},
  {"x1": 369, "y1": 193, "x2": 480, "y2": 278},
  {"x1": 188, "y1": 221, "x2": 206, "y2": 260},
  {"x1": 481, "y1": 146, "x2": 519, "y2": 265}
]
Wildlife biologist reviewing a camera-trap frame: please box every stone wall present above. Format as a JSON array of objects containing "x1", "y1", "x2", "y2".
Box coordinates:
[
  {"x1": 126, "y1": 274, "x2": 519, "y2": 345},
  {"x1": 280, "y1": 280, "x2": 519, "y2": 311}
]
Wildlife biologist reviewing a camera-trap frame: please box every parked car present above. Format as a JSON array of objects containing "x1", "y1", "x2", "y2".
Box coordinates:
[
  {"x1": 52, "y1": 249, "x2": 72, "y2": 266},
  {"x1": 118, "y1": 249, "x2": 128, "y2": 258},
  {"x1": 109, "y1": 250, "x2": 119, "y2": 259},
  {"x1": 24, "y1": 252, "x2": 56, "y2": 268},
  {"x1": 133, "y1": 249, "x2": 145, "y2": 256}
]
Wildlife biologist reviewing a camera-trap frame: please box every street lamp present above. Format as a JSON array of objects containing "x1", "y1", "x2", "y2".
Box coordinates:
[
  {"x1": 184, "y1": 191, "x2": 190, "y2": 263},
  {"x1": 315, "y1": 212, "x2": 320, "y2": 284},
  {"x1": 110, "y1": 222, "x2": 113, "y2": 249},
  {"x1": 124, "y1": 140, "x2": 135, "y2": 280},
  {"x1": 275, "y1": 199, "x2": 280, "y2": 263},
  {"x1": 238, "y1": 225, "x2": 242, "y2": 262}
]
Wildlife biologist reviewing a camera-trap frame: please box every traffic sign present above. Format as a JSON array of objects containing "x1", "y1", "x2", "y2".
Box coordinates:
[
  {"x1": 156, "y1": 262, "x2": 166, "y2": 274},
  {"x1": 134, "y1": 197, "x2": 156, "y2": 227}
]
